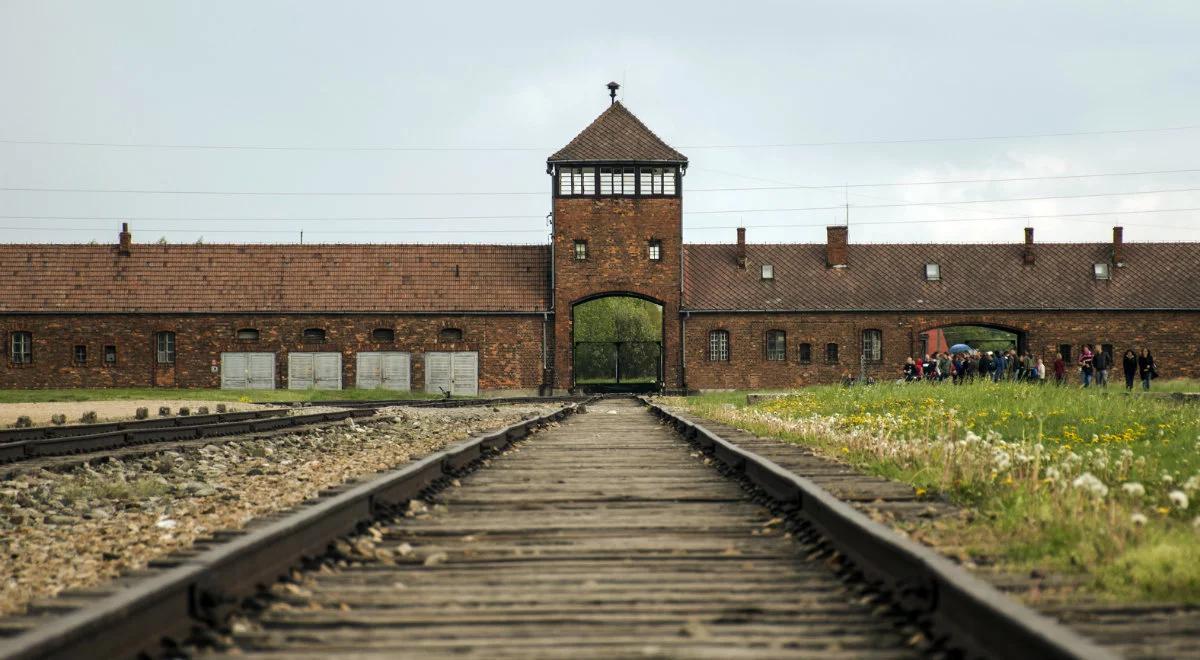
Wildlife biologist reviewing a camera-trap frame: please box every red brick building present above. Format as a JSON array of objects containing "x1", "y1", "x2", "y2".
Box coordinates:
[{"x1": 3, "y1": 92, "x2": 1199, "y2": 392}]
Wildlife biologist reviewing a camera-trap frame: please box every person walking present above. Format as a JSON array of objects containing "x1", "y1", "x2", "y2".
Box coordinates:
[
  {"x1": 1138, "y1": 349, "x2": 1157, "y2": 390},
  {"x1": 992, "y1": 351, "x2": 1007, "y2": 383},
  {"x1": 1122, "y1": 350, "x2": 1138, "y2": 391},
  {"x1": 903, "y1": 357, "x2": 918, "y2": 382},
  {"x1": 1036, "y1": 356, "x2": 1047, "y2": 384},
  {"x1": 1053, "y1": 352, "x2": 1066, "y2": 386},
  {"x1": 1093, "y1": 347, "x2": 1109, "y2": 388},
  {"x1": 937, "y1": 352, "x2": 951, "y2": 383},
  {"x1": 1079, "y1": 344, "x2": 1094, "y2": 388}
]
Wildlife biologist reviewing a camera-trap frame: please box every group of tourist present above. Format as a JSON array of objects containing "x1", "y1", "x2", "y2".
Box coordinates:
[{"x1": 902, "y1": 345, "x2": 1159, "y2": 390}]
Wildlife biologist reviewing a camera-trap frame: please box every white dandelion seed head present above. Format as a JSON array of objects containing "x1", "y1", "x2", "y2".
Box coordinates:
[
  {"x1": 1162, "y1": 473, "x2": 1175, "y2": 485},
  {"x1": 1183, "y1": 475, "x2": 1200, "y2": 493},
  {"x1": 1169, "y1": 490, "x2": 1190, "y2": 510},
  {"x1": 1121, "y1": 482, "x2": 1146, "y2": 498},
  {"x1": 1071, "y1": 472, "x2": 1108, "y2": 498},
  {"x1": 1130, "y1": 513, "x2": 1148, "y2": 526}
]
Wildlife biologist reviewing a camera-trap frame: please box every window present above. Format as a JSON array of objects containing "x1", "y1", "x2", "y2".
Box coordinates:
[
  {"x1": 1093, "y1": 262, "x2": 1111, "y2": 280},
  {"x1": 439, "y1": 327, "x2": 464, "y2": 342},
  {"x1": 826, "y1": 342, "x2": 839, "y2": 364},
  {"x1": 74, "y1": 345, "x2": 87, "y2": 365},
  {"x1": 236, "y1": 328, "x2": 260, "y2": 341},
  {"x1": 648, "y1": 239, "x2": 662, "y2": 261},
  {"x1": 558, "y1": 166, "x2": 596, "y2": 196},
  {"x1": 765, "y1": 330, "x2": 786, "y2": 361},
  {"x1": 862, "y1": 329, "x2": 882, "y2": 362},
  {"x1": 10, "y1": 332, "x2": 32, "y2": 365},
  {"x1": 798, "y1": 342, "x2": 812, "y2": 364},
  {"x1": 372, "y1": 328, "x2": 396, "y2": 342},
  {"x1": 599, "y1": 166, "x2": 636, "y2": 195},
  {"x1": 925, "y1": 263, "x2": 941, "y2": 281},
  {"x1": 708, "y1": 330, "x2": 730, "y2": 362},
  {"x1": 573, "y1": 240, "x2": 588, "y2": 261},
  {"x1": 761, "y1": 264, "x2": 774, "y2": 280},
  {"x1": 302, "y1": 328, "x2": 326, "y2": 342},
  {"x1": 155, "y1": 331, "x2": 176, "y2": 364},
  {"x1": 639, "y1": 167, "x2": 677, "y2": 195},
  {"x1": 104, "y1": 345, "x2": 117, "y2": 365},
  {"x1": 1058, "y1": 343, "x2": 1073, "y2": 364}
]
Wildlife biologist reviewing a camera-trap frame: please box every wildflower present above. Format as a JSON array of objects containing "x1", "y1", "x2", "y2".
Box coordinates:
[
  {"x1": 1130, "y1": 513, "x2": 1148, "y2": 526},
  {"x1": 1162, "y1": 473, "x2": 1174, "y2": 485},
  {"x1": 1044, "y1": 466, "x2": 1061, "y2": 482},
  {"x1": 1169, "y1": 490, "x2": 1190, "y2": 510},
  {"x1": 1071, "y1": 472, "x2": 1108, "y2": 498},
  {"x1": 1121, "y1": 482, "x2": 1146, "y2": 498},
  {"x1": 1184, "y1": 475, "x2": 1200, "y2": 493}
]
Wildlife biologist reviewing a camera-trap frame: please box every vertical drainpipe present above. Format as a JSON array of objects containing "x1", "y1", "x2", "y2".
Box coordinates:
[
  {"x1": 679, "y1": 225, "x2": 687, "y2": 393},
  {"x1": 545, "y1": 207, "x2": 555, "y2": 395}
]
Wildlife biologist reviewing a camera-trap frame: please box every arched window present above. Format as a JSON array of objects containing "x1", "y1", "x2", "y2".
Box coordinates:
[
  {"x1": 439, "y1": 327, "x2": 463, "y2": 342},
  {"x1": 302, "y1": 328, "x2": 326, "y2": 342},
  {"x1": 826, "y1": 343, "x2": 839, "y2": 364},
  {"x1": 155, "y1": 331, "x2": 176, "y2": 364},
  {"x1": 798, "y1": 342, "x2": 812, "y2": 364},
  {"x1": 372, "y1": 328, "x2": 396, "y2": 342},
  {"x1": 9, "y1": 331, "x2": 32, "y2": 365},
  {"x1": 765, "y1": 330, "x2": 786, "y2": 361},
  {"x1": 236, "y1": 328, "x2": 260, "y2": 341},
  {"x1": 708, "y1": 330, "x2": 730, "y2": 362},
  {"x1": 862, "y1": 329, "x2": 882, "y2": 362}
]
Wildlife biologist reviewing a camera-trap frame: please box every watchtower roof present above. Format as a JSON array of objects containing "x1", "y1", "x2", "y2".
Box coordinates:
[{"x1": 548, "y1": 101, "x2": 687, "y2": 165}]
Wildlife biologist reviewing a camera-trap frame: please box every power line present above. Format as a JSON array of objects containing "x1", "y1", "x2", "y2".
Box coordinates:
[
  {"x1": 2, "y1": 124, "x2": 1196, "y2": 152},
  {"x1": 689, "y1": 167, "x2": 1200, "y2": 190}
]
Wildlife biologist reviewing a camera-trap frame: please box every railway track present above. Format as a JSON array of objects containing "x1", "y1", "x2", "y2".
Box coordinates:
[
  {"x1": 0, "y1": 398, "x2": 1114, "y2": 659},
  {"x1": 265, "y1": 395, "x2": 591, "y2": 410},
  {"x1": 0, "y1": 408, "x2": 375, "y2": 466}
]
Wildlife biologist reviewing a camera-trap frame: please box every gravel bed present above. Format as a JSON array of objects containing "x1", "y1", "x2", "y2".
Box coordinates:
[
  {"x1": 0, "y1": 404, "x2": 559, "y2": 616},
  {"x1": 0, "y1": 400, "x2": 270, "y2": 427}
]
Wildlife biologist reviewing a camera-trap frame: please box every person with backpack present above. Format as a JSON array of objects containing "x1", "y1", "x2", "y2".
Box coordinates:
[
  {"x1": 1138, "y1": 349, "x2": 1157, "y2": 390},
  {"x1": 1122, "y1": 349, "x2": 1138, "y2": 391}
]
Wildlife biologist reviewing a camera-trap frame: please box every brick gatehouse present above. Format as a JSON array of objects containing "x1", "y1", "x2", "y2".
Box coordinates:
[{"x1": 3, "y1": 91, "x2": 1199, "y2": 393}]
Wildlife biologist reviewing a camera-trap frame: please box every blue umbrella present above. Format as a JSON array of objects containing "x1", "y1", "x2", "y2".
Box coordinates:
[{"x1": 949, "y1": 343, "x2": 973, "y2": 354}]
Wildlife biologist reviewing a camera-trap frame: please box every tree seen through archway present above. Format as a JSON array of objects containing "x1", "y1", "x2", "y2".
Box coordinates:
[{"x1": 573, "y1": 297, "x2": 663, "y2": 385}]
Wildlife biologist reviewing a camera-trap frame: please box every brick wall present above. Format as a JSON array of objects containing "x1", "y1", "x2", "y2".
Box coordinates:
[
  {"x1": 0, "y1": 314, "x2": 546, "y2": 391},
  {"x1": 684, "y1": 310, "x2": 1200, "y2": 389},
  {"x1": 551, "y1": 196, "x2": 683, "y2": 389}
]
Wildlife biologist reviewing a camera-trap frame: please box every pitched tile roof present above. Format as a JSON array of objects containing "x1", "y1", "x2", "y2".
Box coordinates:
[
  {"x1": 0, "y1": 244, "x2": 549, "y2": 314},
  {"x1": 548, "y1": 102, "x2": 688, "y2": 164},
  {"x1": 684, "y1": 242, "x2": 1200, "y2": 311}
]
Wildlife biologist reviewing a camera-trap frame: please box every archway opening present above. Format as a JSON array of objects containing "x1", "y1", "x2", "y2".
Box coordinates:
[
  {"x1": 572, "y1": 295, "x2": 663, "y2": 393},
  {"x1": 920, "y1": 325, "x2": 1026, "y2": 356}
]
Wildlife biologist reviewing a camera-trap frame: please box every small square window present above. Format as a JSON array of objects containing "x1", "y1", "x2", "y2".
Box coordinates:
[
  {"x1": 236, "y1": 328, "x2": 260, "y2": 340},
  {"x1": 761, "y1": 264, "x2": 774, "y2": 280},
  {"x1": 573, "y1": 240, "x2": 588, "y2": 261},
  {"x1": 798, "y1": 343, "x2": 812, "y2": 364},
  {"x1": 925, "y1": 263, "x2": 941, "y2": 281},
  {"x1": 74, "y1": 345, "x2": 87, "y2": 365},
  {"x1": 1093, "y1": 262, "x2": 1111, "y2": 280},
  {"x1": 648, "y1": 239, "x2": 662, "y2": 261},
  {"x1": 103, "y1": 345, "x2": 117, "y2": 365}
]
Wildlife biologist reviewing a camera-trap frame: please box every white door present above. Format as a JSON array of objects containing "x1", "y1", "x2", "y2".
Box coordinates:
[
  {"x1": 222, "y1": 352, "x2": 276, "y2": 390},
  {"x1": 289, "y1": 352, "x2": 341, "y2": 390},
  {"x1": 424, "y1": 351, "x2": 477, "y2": 396},
  {"x1": 357, "y1": 352, "x2": 382, "y2": 389},
  {"x1": 381, "y1": 352, "x2": 411, "y2": 391}
]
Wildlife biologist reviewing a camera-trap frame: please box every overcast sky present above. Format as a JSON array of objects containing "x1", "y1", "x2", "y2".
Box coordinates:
[{"x1": 1, "y1": 1, "x2": 1198, "y2": 246}]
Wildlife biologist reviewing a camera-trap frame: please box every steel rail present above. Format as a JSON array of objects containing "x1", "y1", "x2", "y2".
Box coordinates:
[
  {"x1": 0, "y1": 408, "x2": 376, "y2": 465},
  {"x1": 255, "y1": 395, "x2": 591, "y2": 409},
  {"x1": 643, "y1": 399, "x2": 1117, "y2": 660},
  {"x1": 0, "y1": 409, "x2": 291, "y2": 444},
  {"x1": 0, "y1": 400, "x2": 588, "y2": 660}
]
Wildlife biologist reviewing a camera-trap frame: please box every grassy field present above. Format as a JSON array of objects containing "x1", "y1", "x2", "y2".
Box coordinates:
[
  {"x1": 0, "y1": 388, "x2": 449, "y2": 403},
  {"x1": 668, "y1": 379, "x2": 1200, "y2": 602}
]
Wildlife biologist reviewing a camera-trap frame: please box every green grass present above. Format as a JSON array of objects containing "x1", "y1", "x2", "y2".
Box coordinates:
[
  {"x1": 0, "y1": 388, "x2": 450, "y2": 404},
  {"x1": 669, "y1": 380, "x2": 1200, "y2": 602}
]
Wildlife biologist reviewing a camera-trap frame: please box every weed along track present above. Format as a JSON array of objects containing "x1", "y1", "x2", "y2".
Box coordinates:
[{"x1": 0, "y1": 398, "x2": 1113, "y2": 659}]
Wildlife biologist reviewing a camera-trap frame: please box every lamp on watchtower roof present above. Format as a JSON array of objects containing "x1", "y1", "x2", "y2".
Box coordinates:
[{"x1": 607, "y1": 81, "x2": 620, "y2": 104}]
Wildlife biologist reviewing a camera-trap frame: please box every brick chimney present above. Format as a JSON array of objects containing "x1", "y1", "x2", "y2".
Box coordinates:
[
  {"x1": 1112, "y1": 226, "x2": 1124, "y2": 266},
  {"x1": 736, "y1": 227, "x2": 747, "y2": 269},
  {"x1": 118, "y1": 222, "x2": 132, "y2": 256},
  {"x1": 826, "y1": 226, "x2": 848, "y2": 268},
  {"x1": 1022, "y1": 227, "x2": 1035, "y2": 265}
]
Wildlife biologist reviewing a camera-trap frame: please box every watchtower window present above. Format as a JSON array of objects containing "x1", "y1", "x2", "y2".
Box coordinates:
[
  {"x1": 648, "y1": 239, "x2": 662, "y2": 261},
  {"x1": 558, "y1": 166, "x2": 596, "y2": 196},
  {"x1": 573, "y1": 240, "x2": 588, "y2": 261},
  {"x1": 599, "y1": 166, "x2": 636, "y2": 195},
  {"x1": 640, "y1": 167, "x2": 676, "y2": 195}
]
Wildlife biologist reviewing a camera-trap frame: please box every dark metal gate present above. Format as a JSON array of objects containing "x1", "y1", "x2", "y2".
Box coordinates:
[{"x1": 573, "y1": 341, "x2": 662, "y2": 392}]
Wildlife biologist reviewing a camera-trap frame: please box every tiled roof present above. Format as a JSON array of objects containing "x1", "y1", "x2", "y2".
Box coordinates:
[
  {"x1": 684, "y1": 242, "x2": 1200, "y2": 311},
  {"x1": 0, "y1": 244, "x2": 550, "y2": 313},
  {"x1": 548, "y1": 102, "x2": 688, "y2": 164}
]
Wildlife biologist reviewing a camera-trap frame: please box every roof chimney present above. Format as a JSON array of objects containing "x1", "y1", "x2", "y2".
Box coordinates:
[
  {"x1": 826, "y1": 226, "x2": 848, "y2": 268},
  {"x1": 1022, "y1": 227, "x2": 1035, "y2": 265},
  {"x1": 1112, "y1": 226, "x2": 1124, "y2": 266},
  {"x1": 736, "y1": 227, "x2": 747, "y2": 269},
  {"x1": 118, "y1": 223, "x2": 132, "y2": 256}
]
